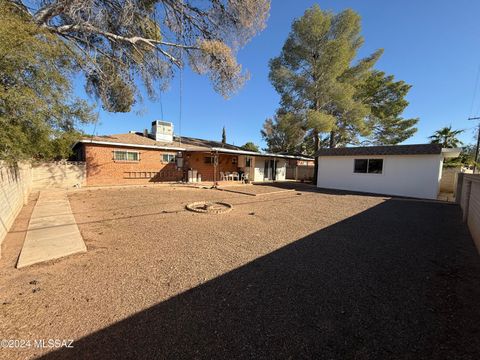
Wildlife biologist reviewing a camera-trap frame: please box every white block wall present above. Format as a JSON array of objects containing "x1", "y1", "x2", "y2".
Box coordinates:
[{"x1": 317, "y1": 154, "x2": 443, "y2": 199}]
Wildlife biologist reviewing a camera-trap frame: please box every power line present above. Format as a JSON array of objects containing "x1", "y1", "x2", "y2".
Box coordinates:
[{"x1": 153, "y1": 5, "x2": 164, "y2": 120}]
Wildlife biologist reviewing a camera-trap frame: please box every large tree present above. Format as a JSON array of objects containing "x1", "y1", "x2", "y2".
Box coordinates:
[
  {"x1": 10, "y1": 0, "x2": 270, "y2": 112},
  {"x1": 358, "y1": 71, "x2": 418, "y2": 145},
  {"x1": 269, "y1": 5, "x2": 383, "y2": 154},
  {"x1": 269, "y1": 5, "x2": 384, "y2": 182},
  {"x1": 0, "y1": 0, "x2": 95, "y2": 162}
]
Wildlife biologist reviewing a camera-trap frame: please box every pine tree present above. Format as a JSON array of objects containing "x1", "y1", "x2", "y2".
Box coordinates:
[
  {"x1": 357, "y1": 71, "x2": 418, "y2": 145},
  {"x1": 261, "y1": 112, "x2": 305, "y2": 153},
  {"x1": 268, "y1": 5, "x2": 382, "y2": 181}
]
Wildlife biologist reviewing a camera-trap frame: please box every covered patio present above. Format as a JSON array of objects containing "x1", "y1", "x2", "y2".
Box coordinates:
[{"x1": 182, "y1": 149, "x2": 293, "y2": 184}]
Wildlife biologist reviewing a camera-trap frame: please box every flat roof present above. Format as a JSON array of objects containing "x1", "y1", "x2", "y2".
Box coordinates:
[{"x1": 315, "y1": 144, "x2": 443, "y2": 157}]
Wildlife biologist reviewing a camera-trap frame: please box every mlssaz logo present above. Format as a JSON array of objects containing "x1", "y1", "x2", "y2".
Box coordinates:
[{"x1": 34, "y1": 339, "x2": 74, "y2": 348}]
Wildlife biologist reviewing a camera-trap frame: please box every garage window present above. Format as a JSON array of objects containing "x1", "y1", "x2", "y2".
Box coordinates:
[{"x1": 354, "y1": 159, "x2": 383, "y2": 174}]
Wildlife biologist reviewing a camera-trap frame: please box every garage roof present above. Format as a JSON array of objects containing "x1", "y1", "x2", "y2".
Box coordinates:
[{"x1": 315, "y1": 143, "x2": 443, "y2": 157}]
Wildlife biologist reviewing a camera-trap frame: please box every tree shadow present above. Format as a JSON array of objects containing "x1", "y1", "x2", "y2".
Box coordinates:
[{"x1": 39, "y1": 200, "x2": 480, "y2": 359}]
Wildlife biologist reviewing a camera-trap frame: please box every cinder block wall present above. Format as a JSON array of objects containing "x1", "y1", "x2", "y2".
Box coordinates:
[
  {"x1": 0, "y1": 163, "x2": 31, "y2": 255},
  {"x1": 457, "y1": 174, "x2": 480, "y2": 253},
  {"x1": 440, "y1": 167, "x2": 460, "y2": 193},
  {"x1": 0, "y1": 161, "x2": 86, "y2": 255},
  {"x1": 31, "y1": 162, "x2": 86, "y2": 190}
]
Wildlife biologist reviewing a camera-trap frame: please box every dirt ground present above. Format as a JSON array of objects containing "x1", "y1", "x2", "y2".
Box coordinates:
[{"x1": 0, "y1": 183, "x2": 479, "y2": 359}]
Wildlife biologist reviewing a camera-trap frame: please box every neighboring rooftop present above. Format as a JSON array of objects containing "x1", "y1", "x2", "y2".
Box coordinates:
[{"x1": 315, "y1": 144, "x2": 443, "y2": 157}]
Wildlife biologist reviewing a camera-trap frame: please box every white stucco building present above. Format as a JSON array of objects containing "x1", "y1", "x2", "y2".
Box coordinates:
[{"x1": 316, "y1": 144, "x2": 460, "y2": 199}]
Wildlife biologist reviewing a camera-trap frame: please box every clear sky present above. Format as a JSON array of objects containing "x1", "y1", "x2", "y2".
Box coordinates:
[{"x1": 78, "y1": 0, "x2": 480, "y2": 148}]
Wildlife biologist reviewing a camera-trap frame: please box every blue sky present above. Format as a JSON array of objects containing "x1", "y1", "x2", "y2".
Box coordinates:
[{"x1": 78, "y1": 0, "x2": 480, "y2": 148}]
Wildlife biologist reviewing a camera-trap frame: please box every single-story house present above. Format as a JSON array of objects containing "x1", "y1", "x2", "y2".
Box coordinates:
[
  {"x1": 315, "y1": 144, "x2": 461, "y2": 199},
  {"x1": 72, "y1": 120, "x2": 313, "y2": 186}
]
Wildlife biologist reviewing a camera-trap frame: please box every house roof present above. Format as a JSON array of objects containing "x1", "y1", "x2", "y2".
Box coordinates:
[
  {"x1": 79, "y1": 133, "x2": 228, "y2": 151},
  {"x1": 315, "y1": 143, "x2": 443, "y2": 157},
  {"x1": 78, "y1": 133, "x2": 314, "y2": 160}
]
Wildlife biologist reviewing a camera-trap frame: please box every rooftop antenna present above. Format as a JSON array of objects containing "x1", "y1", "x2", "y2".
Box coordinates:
[{"x1": 468, "y1": 116, "x2": 480, "y2": 173}]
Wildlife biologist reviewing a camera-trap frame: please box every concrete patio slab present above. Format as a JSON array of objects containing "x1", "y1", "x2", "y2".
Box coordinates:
[{"x1": 16, "y1": 190, "x2": 86, "y2": 268}]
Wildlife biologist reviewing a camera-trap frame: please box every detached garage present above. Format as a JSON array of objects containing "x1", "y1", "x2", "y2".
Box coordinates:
[{"x1": 316, "y1": 144, "x2": 460, "y2": 200}]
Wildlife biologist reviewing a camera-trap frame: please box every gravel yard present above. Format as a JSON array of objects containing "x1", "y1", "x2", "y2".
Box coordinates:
[{"x1": 0, "y1": 184, "x2": 479, "y2": 359}]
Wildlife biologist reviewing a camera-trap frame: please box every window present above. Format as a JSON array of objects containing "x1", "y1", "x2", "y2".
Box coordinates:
[
  {"x1": 114, "y1": 150, "x2": 139, "y2": 162},
  {"x1": 204, "y1": 156, "x2": 214, "y2": 164},
  {"x1": 367, "y1": 159, "x2": 383, "y2": 174},
  {"x1": 245, "y1": 156, "x2": 252, "y2": 167},
  {"x1": 354, "y1": 159, "x2": 368, "y2": 173},
  {"x1": 162, "y1": 154, "x2": 176, "y2": 163},
  {"x1": 232, "y1": 157, "x2": 238, "y2": 165},
  {"x1": 354, "y1": 159, "x2": 383, "y2": 174}
]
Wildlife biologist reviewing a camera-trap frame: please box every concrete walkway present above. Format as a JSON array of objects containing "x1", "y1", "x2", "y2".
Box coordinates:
[{"x1": 17, "y1": 190, "x2": 86, "y2": 268}]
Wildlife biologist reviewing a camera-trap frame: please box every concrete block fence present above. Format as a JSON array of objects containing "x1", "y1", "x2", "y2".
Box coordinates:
[
  {"x1": 0, "y1": 161, "x2": 85, "y2": 255},
  {"x1": 456, "y1": 173, "x2": 480, "y2": 253}
]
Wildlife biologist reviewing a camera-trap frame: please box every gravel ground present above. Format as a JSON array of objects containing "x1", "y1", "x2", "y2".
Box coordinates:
[{"x1": 0, "y1": 184, "x2": 479, "y2": 359}]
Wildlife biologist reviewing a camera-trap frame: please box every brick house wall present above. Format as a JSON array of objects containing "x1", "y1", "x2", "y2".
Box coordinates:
[
  {"x1": 184, "y1": 152, "x2": 239, "y2": 182},
  {"x1": 84, "y1": 144, "x2": 183, "y2": 186}
]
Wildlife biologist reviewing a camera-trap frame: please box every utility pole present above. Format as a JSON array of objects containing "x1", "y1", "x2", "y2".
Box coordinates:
[{"x1": 468, "y1": 117, "x2": 480, "y2": 173}]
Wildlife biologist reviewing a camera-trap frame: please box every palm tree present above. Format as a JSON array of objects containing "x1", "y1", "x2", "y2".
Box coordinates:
[{"x1": 429, "y1": 126, "x2": 464, "y2": 148}]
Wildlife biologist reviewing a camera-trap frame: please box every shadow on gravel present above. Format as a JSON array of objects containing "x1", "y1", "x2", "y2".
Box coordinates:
[
  {"x1": 40, "y1": 199, "x2": 480, "y2": 359},
  {"x1": 252, "y1": 181, "x2": 394, "y2": 198}
]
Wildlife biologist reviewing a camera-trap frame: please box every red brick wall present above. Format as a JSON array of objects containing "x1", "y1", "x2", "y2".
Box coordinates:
[
  {"x1": 184, "y1": 152, "x2": 239, "y2": 182},
  {"x1": 84, "y1": 144, "x2": 183, "y2": 186}
]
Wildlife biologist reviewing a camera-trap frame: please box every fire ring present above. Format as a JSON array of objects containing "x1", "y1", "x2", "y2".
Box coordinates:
[{"x1": 186, "y1": 201, "x2": 233, "y2": 214}]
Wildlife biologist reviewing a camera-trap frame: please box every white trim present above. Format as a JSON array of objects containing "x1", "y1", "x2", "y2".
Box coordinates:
[
  {"x1": 441, "y1": 147, "x2": 461, "y2": 158},
  {"x1": 210, "y1": 147, "x2": 313, "y2": 160}
]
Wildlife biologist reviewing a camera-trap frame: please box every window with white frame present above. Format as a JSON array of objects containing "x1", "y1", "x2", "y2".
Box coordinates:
[
  {"x1": 113, "y1": 150, "x2": 139, "y2": 162},
  {"x1": 354, "y1": 159, "x2": 383, "y2": 174},
  {"x1": 162, "y1": 154, "x2": 176, "y2": 163}
]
